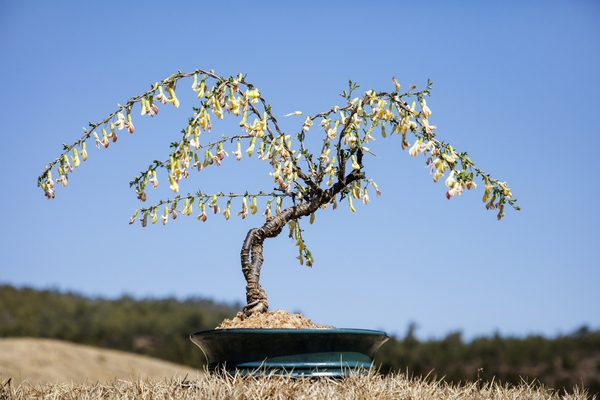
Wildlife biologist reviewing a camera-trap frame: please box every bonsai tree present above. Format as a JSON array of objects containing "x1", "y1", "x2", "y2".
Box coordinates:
[{"x1": 38, "y1": 69, "x2": 519, "y2": 318}]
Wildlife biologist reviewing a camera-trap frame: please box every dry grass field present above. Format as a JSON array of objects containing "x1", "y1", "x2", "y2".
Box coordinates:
[
  {"x1": 0, "y1": 338, "x2": 595, "y2": 399},
  {"x1": 0, "y1": 338, "x2": 201, "y2": 385},
  {"x1": 1, "y1": 370, "x2": 594, "y2": 400}
]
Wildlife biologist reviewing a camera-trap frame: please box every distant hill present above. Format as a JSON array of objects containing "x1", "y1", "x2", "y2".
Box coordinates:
[
  {"x1": 0, "y1": 338, "x2": 201, "y2": 385},
  {"x1": 0, "y1": 284, "x2": 240, "y2": 368}
]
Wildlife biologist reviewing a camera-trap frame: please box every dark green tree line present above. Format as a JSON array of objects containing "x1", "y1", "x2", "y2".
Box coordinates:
[
  {"x1": 374, "y1": 324, "x2": 600, "y2": 396},
  {"x1": 0, "y1": 285, "x2": 239, "y2": 368}
]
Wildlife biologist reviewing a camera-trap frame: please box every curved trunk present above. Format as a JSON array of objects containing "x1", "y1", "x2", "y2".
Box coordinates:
[{"x1": 240, "y1": 168, "x2": 364, "y2": 316}]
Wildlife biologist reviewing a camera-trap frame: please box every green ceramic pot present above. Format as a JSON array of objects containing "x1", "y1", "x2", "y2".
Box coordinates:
[{"x1": 190, "y1": 328, "x2": 389, "y2": 377}]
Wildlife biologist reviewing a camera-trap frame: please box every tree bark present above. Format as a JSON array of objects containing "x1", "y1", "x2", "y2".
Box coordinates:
[{"x1": 240, "y1": 168, "x2": 365, "y2": 316}]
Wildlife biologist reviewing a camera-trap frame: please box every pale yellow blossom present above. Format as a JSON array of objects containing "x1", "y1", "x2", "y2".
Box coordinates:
[
  {"x1": 420, "y1": 99, "x2": 432, "y2": 119},
  {"x1": 237, "y1": 197, "x2": 248, "y2": 219},
  {"x1": 197, "y1": 201, "x2": 207, "y2": 222},
  {"x1": 246, "y1": 88, "x2": 260, "y2": 104},
  {"x1": 168, "y1": 174, "x2": 179, "y2": 192},
  {"x1": 302, "y1": 116, "x2": 313, "y2": 132},
  {"x1": 445, "y1": 170, "x2": 456, "y2": 188},
  {"x1": 129, "y1": 209, "x2": 139, "y2": 225},
  {"x1": 232, "y1": 141, "x2": 243, "y2": 161},
  {"x1": 348, "y1": 196, "x2": 356, "y2": 213},
  {"x1": 351, "y1": 155, "x2": 360, "y2": 170},
  {"x1": 222, "y1": 200, "x2": 231, "y2": 220},
  {"x1": 80, "y1": 142, "x2": 88, "y2": 161},
  {"x1": 161, "y1": 206, "x2": 169, "y2": 225}
]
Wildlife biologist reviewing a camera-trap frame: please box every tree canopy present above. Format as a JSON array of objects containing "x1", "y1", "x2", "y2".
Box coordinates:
[{"x1": 38, "y1": 70, "x2": 519, "y2": 315}]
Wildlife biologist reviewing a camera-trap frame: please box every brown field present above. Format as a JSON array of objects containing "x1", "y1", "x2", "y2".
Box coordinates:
[
  {"x1": 0, "y1": 338, "x2": 201, "y2": 385},
  {"x1": 0, "y1": 338, "x2": 594, "y2": 399}
]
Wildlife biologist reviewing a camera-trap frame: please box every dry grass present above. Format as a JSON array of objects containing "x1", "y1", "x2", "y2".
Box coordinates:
[
  {"x1": 0, "y1": 338, "x2": 200, "y2": 385},
  {"x1": 0, "y1": 338, "x2": 595, "y2": 399},
  {"x1": 1, "y1": 370, "x2": 594, "y2": 400}
]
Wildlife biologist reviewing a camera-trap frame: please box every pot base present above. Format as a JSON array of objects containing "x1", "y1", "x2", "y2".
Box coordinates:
[{"x1": 190, "y1": 328, "x2": 389, "y2": 377}]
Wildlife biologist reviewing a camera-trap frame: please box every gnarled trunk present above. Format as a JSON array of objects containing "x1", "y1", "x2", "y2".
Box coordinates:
[{"x1": 240, "y1": 168, "x2": 365, "y2": 316}]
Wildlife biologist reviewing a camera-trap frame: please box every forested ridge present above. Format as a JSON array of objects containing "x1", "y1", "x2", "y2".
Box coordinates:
[
  {"x1": 0, "y1": 285, "x2": 239, "y2": 368},
  {"x1": 1, "y1": 285, "x2": 598, "y2": 396}
]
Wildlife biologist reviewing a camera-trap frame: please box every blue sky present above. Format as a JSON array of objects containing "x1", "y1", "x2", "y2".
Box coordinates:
[{"x1": 1, "y1": 0, "x2": 599, "y2": 341}]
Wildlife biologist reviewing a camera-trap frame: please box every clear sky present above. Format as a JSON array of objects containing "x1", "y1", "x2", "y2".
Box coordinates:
[{"x1": 1, "y1": 0, "x2": 599, "y2": 341}]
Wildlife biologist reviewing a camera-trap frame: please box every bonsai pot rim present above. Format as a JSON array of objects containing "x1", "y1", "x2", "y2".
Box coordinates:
[{"x1": 190, "y1": 328, "x2": 389, "y2": 377}]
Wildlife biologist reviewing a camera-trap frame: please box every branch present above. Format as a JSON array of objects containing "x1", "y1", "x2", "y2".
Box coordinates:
[{"x1": 240, "y1": 167, "x2": 365, "y2": 315}]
